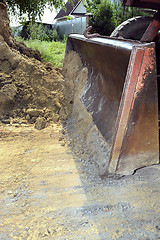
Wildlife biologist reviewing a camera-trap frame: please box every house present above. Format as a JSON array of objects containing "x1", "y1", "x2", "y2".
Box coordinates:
[{"x1": 53, "y1": 0, "x2": 88, "y2": 38}]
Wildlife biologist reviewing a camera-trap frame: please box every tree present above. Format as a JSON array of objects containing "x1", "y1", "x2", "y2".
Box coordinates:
[
  {"x1": 85, "y1": 0, "x2": 149, "y2": 36},
  {"x1": 85, "y1": 0, "x2": 115, "y2": 36},
  {"x1": 0, "y1": 0, "x2": 64, "y2": 60},
  {"x1": 112, "y1": 0, "x2": 148, "y2": 27},
  {"x1": 6, "y1": 0, "x2": 64, "y2": 22}
]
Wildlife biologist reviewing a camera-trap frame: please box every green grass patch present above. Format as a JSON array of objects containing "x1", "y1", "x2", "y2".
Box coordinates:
[{"x1": 16, "y1": 37, "x2": 66, "y2": 68}]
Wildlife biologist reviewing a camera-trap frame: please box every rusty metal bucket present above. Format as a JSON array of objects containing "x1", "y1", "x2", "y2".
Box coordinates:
[{"x1": 66, "y1": 34, "x2": 159, "y2": 175}]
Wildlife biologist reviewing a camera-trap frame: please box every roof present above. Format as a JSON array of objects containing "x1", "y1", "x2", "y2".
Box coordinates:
[
  {"x1": 70, "y1": 0, "x2": 86, "y2": 16},
  {"x1": 54, "y1": 0, "x2": 79, "y2": 19}
]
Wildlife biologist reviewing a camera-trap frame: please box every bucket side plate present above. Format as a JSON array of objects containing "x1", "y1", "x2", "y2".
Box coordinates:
[
  {"x1": 67, "y1": 35, "x2": 132, "y2": 146},
  {"x1": 109, "y1": 45, "x2": 159, "y2": 174}
]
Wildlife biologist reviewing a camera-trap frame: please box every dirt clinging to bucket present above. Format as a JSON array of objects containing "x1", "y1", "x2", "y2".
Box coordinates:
[{"x1": 61, "y1": 51, "x2": 111, "y2": 177}]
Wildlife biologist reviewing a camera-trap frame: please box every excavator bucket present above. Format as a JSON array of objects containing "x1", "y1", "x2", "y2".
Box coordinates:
[{"x1": 65, "y1": 34, "x2": 159, "y2": 175}]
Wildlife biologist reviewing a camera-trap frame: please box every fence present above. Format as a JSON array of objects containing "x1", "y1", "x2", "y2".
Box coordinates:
[{"x1": 53, "y1": 17, "x2": 87, "y2": 39}]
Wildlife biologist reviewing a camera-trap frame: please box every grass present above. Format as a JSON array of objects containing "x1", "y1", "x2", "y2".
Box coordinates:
[{"x1": 16, "y1": 37, "x2": 66, "y2": 68}]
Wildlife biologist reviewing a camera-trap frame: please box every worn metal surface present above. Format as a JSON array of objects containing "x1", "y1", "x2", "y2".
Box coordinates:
[
  {"x1": 66, "y1": 34, "x2": 159, "y2": 175},
  {"x1": 108, "y1": 44, "x2": 159, "y2": 174},
  {"x1": 141, "y1": 19, "x2": 160, "y2": 42},
  {"x1": 141, "y1": 10, "x2": 160, "y2": 42},
  {"x1": 83, "y1": 26, "x2": 100, "y2": 39}
]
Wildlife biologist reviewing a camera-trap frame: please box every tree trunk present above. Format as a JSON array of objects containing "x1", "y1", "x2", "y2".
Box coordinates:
[{"x1": 0, "y1": 0, "x2": 42, "y2": 61}]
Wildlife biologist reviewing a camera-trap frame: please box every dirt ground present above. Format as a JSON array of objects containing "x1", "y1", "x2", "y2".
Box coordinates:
[
  {"x1": 0, "y1": 11, "x2": 160, "y2": 238},
  {"x1": 0, "y1": 122, "x2": 160, "y2": 240}
]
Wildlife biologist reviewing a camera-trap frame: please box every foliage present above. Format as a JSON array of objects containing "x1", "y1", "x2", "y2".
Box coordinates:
[
  {"x1": 11, "y1": 26, "x2": 21, "y2": 37},
  {"x1": 112, "y1": 0, "x2": 149, "y2": 27},
  {"x1": 66, "y1": 16, "x2": 73, "y2": 20},
  {"x1": 84, "y1": 0, "x2": 149, "y2": 35},
  {"x1": 6, "y1": 0, "x2": 65, "y2": 22},
  {"x1": 16, "y1": 37, "x2": 66, "y2": 67},
  {"x1": 85, "y1": 0, "x2": 115, "y2": 36},
  {"x1": 20, "y1": 22, "x2": 61, "y2": 42}
]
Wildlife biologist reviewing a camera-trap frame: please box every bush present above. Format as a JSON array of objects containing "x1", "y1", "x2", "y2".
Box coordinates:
[
  {"x1": 85, "y1": 0, "x2": 150, "y2": 35},
  {"x1": 85, "y1": 0, "x2": 116, "y2": 36},
  {"x1": 112, "y1": 0, "x2": 149, "y2": 27},
  {"x1": 20, "y1": 22, "x2": 61, "y2": 42}
]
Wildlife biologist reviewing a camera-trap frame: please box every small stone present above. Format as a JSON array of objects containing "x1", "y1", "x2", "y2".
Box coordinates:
[
  {"x1": 61, "y1": 129, "x2": 66, "y2": 135},
  {"x1": 31, "y1": 116, "x2": 37, "y2": 123},
  {"x1": 15, "y1": 124, "x2": 21, "y2": 128},
  {"x1": 52, "y1": 114, "x2": 59, "y2": 123},
  {"x1": 0, "y1": 35, "x2": 4, "y2": 42},
  {"x1": 35, "y1": 117, "x2": 47, "y2": 130},
  {"x1": 26, "y1": 114, "x2": 30, "y2": 120},
  {"x1": 45, "y1": 62, "x2": 53, "y2": 69},
  {"x1": 50, "y1": 91, "x2": 57, "y2": 96},
  {"x1": 59, "y1": 136, "x2": 64, "y2": 141},
  {"x1": 0, "y1": 84, "x2": 17, "y2": 101},
  {"x1": 26, "y1": 108, "x2": 42, "y2": 117},
  {"x1": 12, "y1": 118, "x2": 20, "y2": 124},
  {"x1": 1, "y1": 119, "x2": 10, "y2": 124},
  {"x1": 54, "y1": 100, "x2": 61, "y2": 110}
]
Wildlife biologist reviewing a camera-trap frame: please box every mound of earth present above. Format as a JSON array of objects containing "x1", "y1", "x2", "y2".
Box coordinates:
[
  {"x1": 0, "y1": 34, "x2": 64, "y2": 129},
  {"x1": 0, "y1": 1, "x2": 42, "y2": 61}
]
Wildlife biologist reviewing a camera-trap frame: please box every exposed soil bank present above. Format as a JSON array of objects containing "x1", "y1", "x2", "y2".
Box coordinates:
[{"x1": 0, "y1": 35, "x2": 64, "y2": 129}]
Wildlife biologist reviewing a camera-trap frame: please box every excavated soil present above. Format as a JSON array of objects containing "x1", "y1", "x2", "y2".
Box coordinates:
[{"x1": 0, "y1": 35, "x2": 64, "y2": 129}]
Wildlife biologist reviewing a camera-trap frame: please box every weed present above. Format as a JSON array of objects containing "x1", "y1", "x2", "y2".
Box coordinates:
[{"x1": 16, "y1": 37, "x2": 66, "y2": 68}]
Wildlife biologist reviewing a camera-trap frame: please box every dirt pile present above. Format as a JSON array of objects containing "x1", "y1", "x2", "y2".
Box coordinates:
[
  {"x1": 0, "y1": 1, "x2": 12, "y2": 46},
  {"x1": 61, "y1": 51, "x2": 110, "y2": 177},
  {"x1": 0, "y1": 1, "x2": 42, "y2": 61},
  {"x1": 0, "y1": 35, "x2": 64, "y2": 128}
]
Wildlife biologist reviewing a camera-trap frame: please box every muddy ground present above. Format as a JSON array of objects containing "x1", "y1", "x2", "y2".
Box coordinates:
[{"x1": 0, "y1": 122, "x2": 160, "y2": 240}]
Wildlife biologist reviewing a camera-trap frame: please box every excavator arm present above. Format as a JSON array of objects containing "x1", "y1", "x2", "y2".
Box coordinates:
[{"x1": 121, "y1": 0, "x2": 160, "y2": 9}]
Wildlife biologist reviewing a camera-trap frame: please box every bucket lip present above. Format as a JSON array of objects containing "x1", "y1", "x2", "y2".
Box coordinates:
[{"x1": 68, "y1": 34, "x2": 155, "y2": 50}]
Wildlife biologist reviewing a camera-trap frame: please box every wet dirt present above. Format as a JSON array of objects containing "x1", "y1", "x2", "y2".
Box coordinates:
[{"x1": 0, "y1": 123, "x2": 160, "y2": 239}]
